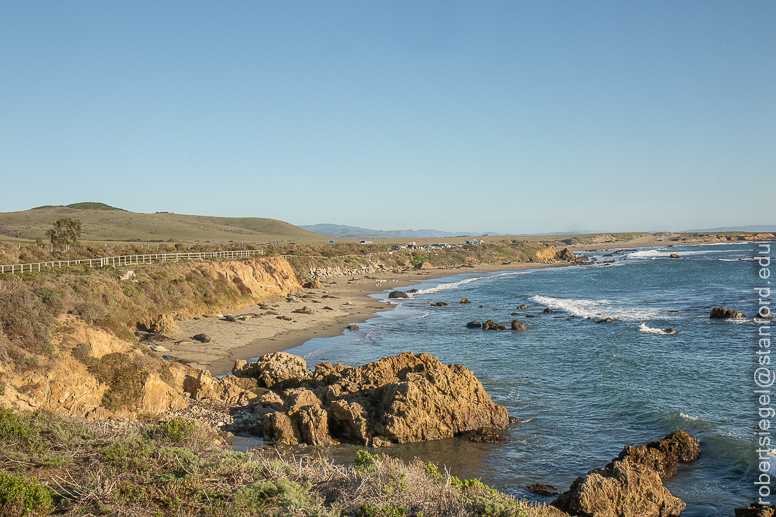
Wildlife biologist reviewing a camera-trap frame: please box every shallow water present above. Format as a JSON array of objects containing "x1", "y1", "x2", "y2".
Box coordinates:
[{"x1": 267, "y1": 241, "x2": 770, "y2": 515}]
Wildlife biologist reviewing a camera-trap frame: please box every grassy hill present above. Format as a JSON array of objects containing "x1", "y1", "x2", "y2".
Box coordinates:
[{"x1": 0, "y1": 204, "x2": 330, "y2": 243}]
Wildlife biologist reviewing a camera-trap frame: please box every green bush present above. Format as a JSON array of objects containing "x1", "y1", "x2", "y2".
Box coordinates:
[
  {"x1": 358, "y1": 501, "x2": 407, "y2": 517},
  {"x1": 0, "y1": 473, "x2": 52, "y2": 516},
  {"x1": 0, "y1": 407, "x2": 44, "y2": 456},
  {"x1": 233, "y1": 478, "x2": 335, "y2": 517},
  {"x1": 150, "y1": 418, "x2": 196, "y2": 443}
]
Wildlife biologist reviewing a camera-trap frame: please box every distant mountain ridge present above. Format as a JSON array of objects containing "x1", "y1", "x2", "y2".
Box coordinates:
[
  {"x1": 685, "y1": 225, "x2": 776, "y2": 233},
  {"x1": 299, "y1": 224, "x2": 492, "y2": 239}
]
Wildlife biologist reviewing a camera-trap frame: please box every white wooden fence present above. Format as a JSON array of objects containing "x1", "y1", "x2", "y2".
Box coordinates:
[{"x1": 0, "y1": 249, "x2": 264, "y2": 274}]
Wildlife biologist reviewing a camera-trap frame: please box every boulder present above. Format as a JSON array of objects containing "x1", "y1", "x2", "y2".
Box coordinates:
[
  {"x1": 183, "y1": 369, "x2": 258, "y2": 405},
  {"x1": 460, "y1": 298, "x2": 471, "y2": 304},
  {"x1": 543, "y1": 307, "x2": 553, "y2": 314},
  {"x1": 517, "y1": 304, "x2": 528, "y2": 309},
  {"x1": 735, "y1": 503, "x2": 776, "y2": 517},
  {"x1": 192, "y1": 333, "x2": 211, "y2": 343},
  {"x1": 465, "y1": 321, "x2": 482, "y2": 329},
  {"x1": 235, "y1": 352, "x2": 313, "y2": 389},
  {"x1": 303, "y1": 279, "x2": 323, "y2": 289},
  {"x1": 553, "y1": 431, "x2": 699, "y2": 517},
  {"x1": 669, "y1": 254, "x2": 681, "y2": 259},
  {"x1": 388, "y1": 291, "x2": 409, "y2": 299},
  {"x1": 264, "y1": 389, "x2": 338, "y2": 446},
  {"x1": 710, "y1": 307, "x2": 745, "y2": 319},
  {"x1": 346, "y1": 325, "x2": 359, "y2": 331},
  {"x1": 434, "y1": 301, "x2": 448, "y2": 307},
  {"x1": 552, "y1": 460, "x2": 685, "y2": 517},
  {"x1": 265, "y1": 352, "x2": 510, "y2": 447},
  {"x1": 483, "y1": 320, "x2": 506, "y2": 331},
  {"x1": 418, "y1": 262, "x2": 434, "y2": 269},
  {"x1": 511, "y1": 319, "x2": 526, "y2": 331},
  {"x1": 557, "y1": 248, "x2": 576, "y2": 261},
  {"x1": 143, "y1": 314, "x2": 180, "y2": 335}
]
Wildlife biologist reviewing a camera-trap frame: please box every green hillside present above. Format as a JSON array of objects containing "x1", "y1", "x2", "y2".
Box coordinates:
[{"x1": 0, "y1": 205, "x2": 330, "y2": 243}]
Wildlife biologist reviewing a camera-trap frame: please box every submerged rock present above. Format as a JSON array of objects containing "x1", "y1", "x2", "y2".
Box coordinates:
[
  {"x1": 465, "y1": 321, "x2": 482, "y2": 329},
  {"x1": 526, "y1": 483, "x2": 559, "y2": 496}
]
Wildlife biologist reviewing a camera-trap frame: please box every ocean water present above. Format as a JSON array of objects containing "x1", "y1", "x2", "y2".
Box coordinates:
[{"x1": 283, "y1": 241, "x2": 771, "y2": 515}]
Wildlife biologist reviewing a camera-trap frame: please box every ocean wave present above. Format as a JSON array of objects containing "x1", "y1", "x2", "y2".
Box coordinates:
[
  {"x1": 639, "y1": 323, "x2": 677, "y2": 335},
  {"x1": 680, "y1": 412, "x2": 700, "y2": 421},
  {"x1": 413, "y1": 271, "x2": 529, "y2": 295},
  {"x1": 628, "y1": 248, "x2": 734, "y2": 259},
  {"x1": 530, "y1": 295, "x2": 667, "y2": 321},
  {"x1": 720, "y1": 257, "x2": 759, "y2": 262}
]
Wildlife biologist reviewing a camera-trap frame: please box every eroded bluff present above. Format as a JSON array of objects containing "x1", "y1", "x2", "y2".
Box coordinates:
[{"x1": 231, "y1": 351, "x2": 510, "y2": 447}]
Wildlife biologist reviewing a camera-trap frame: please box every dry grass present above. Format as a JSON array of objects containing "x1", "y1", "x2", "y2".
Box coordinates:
[{"x1": 0, "y1": 407, "x2": 556, "y2": 517}]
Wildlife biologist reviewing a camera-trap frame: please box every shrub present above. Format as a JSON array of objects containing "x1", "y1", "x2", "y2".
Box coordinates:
[
  {"x1": 0, "y1": 474, "x2": 52, "y2": 517},
  {"x1": 150, "y1": 418, "x2": 196, "y2": 443},
  {"x1": 84, "y1": 353, "x2": 148, "y2": 411}
]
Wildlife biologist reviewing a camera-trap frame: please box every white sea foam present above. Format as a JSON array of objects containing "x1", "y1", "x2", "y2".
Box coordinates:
[
  {"x1": 628, "y1": 248, "x2": 732, "y2": 259},
  {"x1": 530, "y1": 295, "x2": 667, "y2": 321},
  {"x1": 720, "y1": 257, "x2": 758, "y2": 262},
  {"x1": 413, "y1": 271, "x2": 529, "y2": 295},
  {"x1": 638, "y1": 323, "x2": 675, "y2": 335},
  {"x1": 680, "y1": 412, "x2": 700, "y2": 421}
]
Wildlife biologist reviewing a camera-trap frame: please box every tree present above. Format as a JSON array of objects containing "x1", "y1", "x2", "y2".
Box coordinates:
[{"x1": 46, "y1": 217, "x2": 81, "y2": 248}]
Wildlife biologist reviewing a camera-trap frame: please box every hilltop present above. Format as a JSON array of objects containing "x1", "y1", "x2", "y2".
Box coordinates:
[{"x1": 0, "y1": 204, "x2": 330, "y2": 243}]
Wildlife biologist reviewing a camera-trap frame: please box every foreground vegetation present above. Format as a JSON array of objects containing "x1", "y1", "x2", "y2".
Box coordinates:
[{"x1": 0, "y1": 407, "x2": 554, "y2": 517}]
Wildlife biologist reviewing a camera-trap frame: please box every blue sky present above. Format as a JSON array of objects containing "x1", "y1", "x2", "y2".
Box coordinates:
[{"x1": 1, "y1": 1, "x2": 773, "y2": 234}]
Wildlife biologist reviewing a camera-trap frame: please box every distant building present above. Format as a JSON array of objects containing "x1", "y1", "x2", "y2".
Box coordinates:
[
  {"x1": 466, "y1": 239, "x2": 484, "y2": 245},
  {"x1": 360, "y1": 240, "x2": 373, "y2": 244}
]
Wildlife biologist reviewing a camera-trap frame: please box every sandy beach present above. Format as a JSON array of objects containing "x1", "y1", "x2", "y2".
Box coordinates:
[{"x1": 166, "y1": 261, "x2": 559, "y2": 375}]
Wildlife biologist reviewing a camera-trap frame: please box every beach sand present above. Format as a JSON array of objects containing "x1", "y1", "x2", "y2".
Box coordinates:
[{"x1": 166, "y1": 262, "x2": 558, "y2": 375}]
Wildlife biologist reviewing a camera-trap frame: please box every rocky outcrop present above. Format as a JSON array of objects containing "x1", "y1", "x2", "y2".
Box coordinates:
[
  {"x1": 668, "y1": 253, "x2": 681, "y2": 259},
  {"x1": 142, "y1": 313, "x2": 181, "y2": 335},
  {"x1": 237, "y1": 352, "x2": 509, "y2": 447},
  {"x1": 552, "y1": 431, "x2": 699, "y2": 517},
  {"x1": 303, "y1": 279, "x2": 323, "y2": 289},
  {"x1": 511, "y1": 319, "x2": 526, "y2": 331},
  {"x1": 483, "y1": 320, "x2": 506, "y2": 331},
  {"x1": 553, "y1": 461, "x2": 684, "y2": 517},
  {"x1": 465, "y1": 321, "x2": 482, "y2": 329},
  {"x1": 183, "y1": 369, "x2": 258, "y2": 405},
  {"x1": 710, "y1": 307, "x2": 745, "y2": 319},
  {"x1": 460, "y1": 298, "x2": 471, "y2": 304},
  {"x1": 388, "y1": 291, "x2": 409, "y2": 299},
  {"x1": 736, "y1": 503, "x2": 776, "y2": 516},
  {"x1": 232, "y1": 352, "x2": 313, "y2": 389},
  {"x1": 535, "y1": 247, "x2": 576, "y2": 262},
  {"x1": 0, "y1": 320, "x2": 189, "y2": 419},
  {"x1": 418, "y1": 262, "x2": 434, "y2": 269}
]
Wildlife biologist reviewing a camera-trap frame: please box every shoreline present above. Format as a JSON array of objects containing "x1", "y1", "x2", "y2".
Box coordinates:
[
  {"x1": 168, "y1": 238, "x2": 768, "y2": 375},
  {"x1": 171, "y1": 261, "x2": 560, "y2": 375}
]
